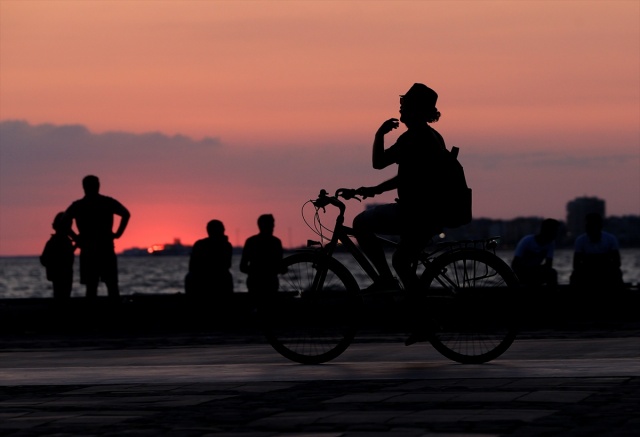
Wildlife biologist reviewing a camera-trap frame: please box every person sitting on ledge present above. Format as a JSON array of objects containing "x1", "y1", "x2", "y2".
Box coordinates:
[
  {"x1": 511, "y1": 218, "x2": 560, "y2": 288},
  {"x1": 240, "y1": 214, "x2": 284, "y2": 307},
  {"x1": 570, "y1": 212, "x2": 624, "y2": 290},
  {"x1": 185, "y1": 219, "x2": 234, "y2": 301}
]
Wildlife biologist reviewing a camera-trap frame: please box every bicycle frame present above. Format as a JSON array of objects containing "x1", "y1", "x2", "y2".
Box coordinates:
[
  {"x1": 304, "y1": 190, "x2": 385, "y2": 287},
  {"x1": 261, "y1": 189, "x2": 520, "y2": 365},
  {"x1": 304, "y1": 189, "x2": 505, "y2": 292}
]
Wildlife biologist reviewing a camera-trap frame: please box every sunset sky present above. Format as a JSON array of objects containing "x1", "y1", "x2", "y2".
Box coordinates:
[{"x1": 1, "y1": 0, "x2": 638, "y2": 256}]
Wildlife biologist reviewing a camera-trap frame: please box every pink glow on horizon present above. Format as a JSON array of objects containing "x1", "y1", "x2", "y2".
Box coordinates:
[{"x1": 0, "y1": 1, "x2": 638, "y2": 256}]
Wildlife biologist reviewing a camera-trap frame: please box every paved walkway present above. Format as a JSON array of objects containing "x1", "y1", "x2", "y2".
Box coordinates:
[
  {"x1": 1, "y1": 376, "x2": 639, "y2": 436},
  {"x1": 1, "y1": 332, "x2": 639, "y2": 436}
]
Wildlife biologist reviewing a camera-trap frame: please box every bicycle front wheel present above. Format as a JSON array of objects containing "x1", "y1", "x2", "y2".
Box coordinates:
[
  {"x1": 420, "y1": 249, "x2": 519, "y2": 364},
  {"x1": 259, "y1": 252, "x2": 361, "y2": 364}
]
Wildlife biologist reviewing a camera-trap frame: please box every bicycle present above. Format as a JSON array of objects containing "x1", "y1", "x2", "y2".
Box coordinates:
[{"x1": 259, "y1": 189, "x2": 520, "y2": 365}]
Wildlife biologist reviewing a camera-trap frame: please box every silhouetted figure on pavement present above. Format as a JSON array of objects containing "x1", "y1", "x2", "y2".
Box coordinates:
[
  {"x1": 64, "y1": 175, "x2": 130, "y2": 301},
  {"x1": 185, "y1": 219, "x2": 234, "y2": 300},
  {"x1": 40, "y1": 212, "x2": 76, "y2": 301},
  {"x1": 570, "y1": 212, "x2": 623, "y2": 290},
  {"x1": 511, "y1": 218, "x2": 560, "y2": 288},
  {"x1": 350, "y1": 83, "x2": 449, "y2": 293},
  {"x1": 344, "y1": 83, "x2": 453, "y2": 345},
  {"x1": 240, "y1": 214, "x2": 284, "y2": 306}
]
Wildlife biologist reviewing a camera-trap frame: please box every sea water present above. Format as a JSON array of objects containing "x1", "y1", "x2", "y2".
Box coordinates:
[{"x1": 1, "y1": 249, "x2": 639, "y2": 299}]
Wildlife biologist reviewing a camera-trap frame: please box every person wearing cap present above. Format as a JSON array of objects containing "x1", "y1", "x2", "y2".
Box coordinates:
[{"x1": 351, "y1": 83, "x2": 447, "y2": 329}]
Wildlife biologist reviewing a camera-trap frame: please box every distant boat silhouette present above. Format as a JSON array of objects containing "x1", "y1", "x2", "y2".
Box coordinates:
[{"x1": 121, "y1": 239, "x2": 192, "y2": 256}]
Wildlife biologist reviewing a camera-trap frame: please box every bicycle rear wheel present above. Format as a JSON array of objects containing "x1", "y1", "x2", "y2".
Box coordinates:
[
  {"x1": 259, "y1": 252, "x2": 361, "y2": 364},
  {"x1": 420, "y1": 249, "x2": 519, "y2": 364}
]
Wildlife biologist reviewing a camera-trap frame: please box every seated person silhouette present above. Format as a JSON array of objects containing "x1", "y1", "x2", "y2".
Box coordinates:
[
  {"x1": 185, "y1": 219, "x2": 233, "y2": 300},
  {"x1": 570, "y1": 212, "x2": 623, "y2": 290},
  {"x1": 240, "y1": 214, "x2": 284, "y2": 306},
  {"x1": 511, "y1": 218, "x2": 560, "y2": 288}
]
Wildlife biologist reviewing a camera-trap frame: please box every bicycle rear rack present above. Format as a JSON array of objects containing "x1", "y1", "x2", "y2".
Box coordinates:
[{"x1": 427, "y1": 236, "x2": 502, "y2": 258}]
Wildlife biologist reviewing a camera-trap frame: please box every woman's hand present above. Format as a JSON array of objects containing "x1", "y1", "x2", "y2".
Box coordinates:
[
  {"x1": 356, "y1": 186, "x2": 379, "y2": 199},
  {"x1": 376, "y1": 118, "x2": 399, "y2": 135}
]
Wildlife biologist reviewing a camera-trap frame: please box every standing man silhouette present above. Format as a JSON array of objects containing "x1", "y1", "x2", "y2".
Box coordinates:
[{"x1": 64, "y1": 175, "x2": 130, "y2": 301}]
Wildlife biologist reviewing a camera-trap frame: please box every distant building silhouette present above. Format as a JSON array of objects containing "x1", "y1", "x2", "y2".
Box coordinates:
[
  {"x1": 118, "y1": 194, "x2": 639, "y2": 255},
  {"x1": 606, "y1": 216, "x2": 640, "y2": 247},
  {"x1": 361, "y1": 196, "x2": 637, "y2": 248}
]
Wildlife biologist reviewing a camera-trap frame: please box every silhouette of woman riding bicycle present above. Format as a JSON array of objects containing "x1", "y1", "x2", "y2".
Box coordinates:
[{"x1": 259, "y1": 83, "x2": 519, "y2": 365}]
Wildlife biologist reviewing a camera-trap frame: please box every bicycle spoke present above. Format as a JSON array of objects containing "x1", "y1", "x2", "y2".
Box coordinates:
[
  {"x1": 421, "y1": 249, "x2": 519, "y2": 364},
  {"x1": 260, "y1": 252, "x2": 360, "y2": 364}
]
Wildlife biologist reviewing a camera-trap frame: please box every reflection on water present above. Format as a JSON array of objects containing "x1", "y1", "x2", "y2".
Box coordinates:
[{"x1": 1, "y1": 249, "x2": 639, "y2": 299}]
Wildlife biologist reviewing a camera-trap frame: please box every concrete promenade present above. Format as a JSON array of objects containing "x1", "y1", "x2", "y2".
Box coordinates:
[
  {"x1": 1, "y1": 292, "x2": 639, "y2": 436},
  {"x1": 1, "y1": 333, "x2": 640, "y2": 436}
]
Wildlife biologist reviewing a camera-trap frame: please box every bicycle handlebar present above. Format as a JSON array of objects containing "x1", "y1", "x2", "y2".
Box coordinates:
[
  {"x1": 311, "y1": 188, "x2": 362, "y2": 216},
  {"x1": 335, "y1": 188, "x2": 362, "y2": 201}
]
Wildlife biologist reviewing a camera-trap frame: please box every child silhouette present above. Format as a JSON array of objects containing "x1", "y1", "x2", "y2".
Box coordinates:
[{"x1": 40, "y1": 212, "x2": 76, "y2": 301}]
